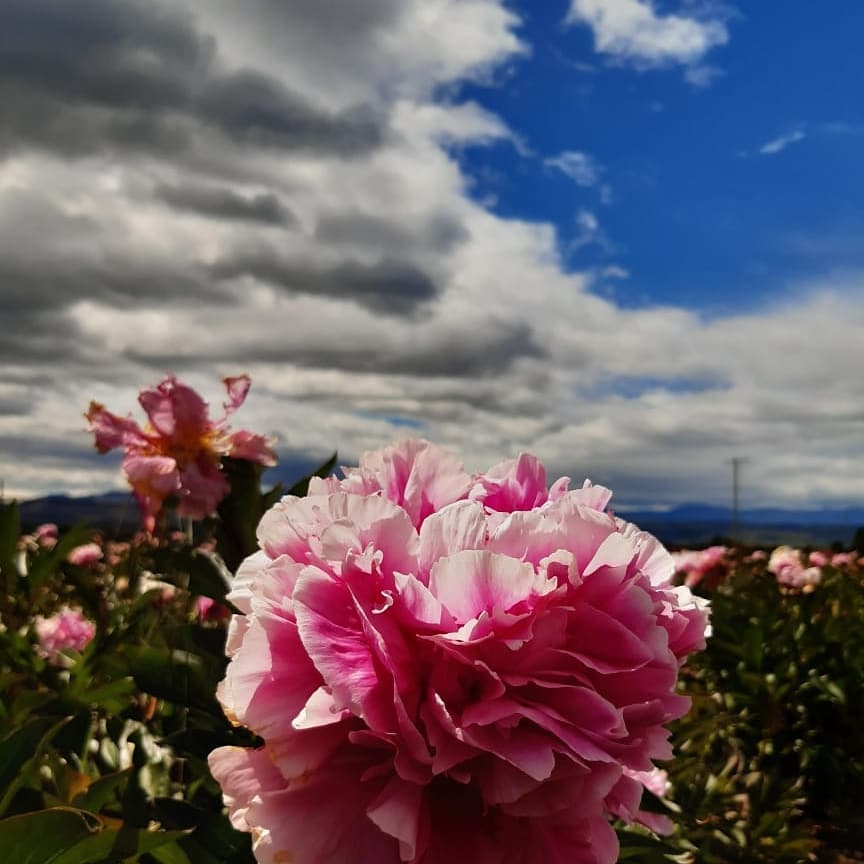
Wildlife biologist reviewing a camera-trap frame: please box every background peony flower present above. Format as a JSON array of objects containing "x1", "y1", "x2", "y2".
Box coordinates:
[
  {"x1": 34, "y1": 523, "x2": 58, "y2": 548},
  {"x1": 66, "y1": 541, "x2": 104, "y2": 568},
  {"x1": 86, "y1": 374, "x2": 276, "y2": 531},
  {"x1": 210, "y1": 441, "x2": 709, "y2": 864},
  {"x1": 831, "y1": 552, "x2": 855, "y2": 568},
  {"x1": 671, "y1": 545, "x2": 728, "y2": 589},
  {"x1": 34, "y1": 607, "x2": 95, "y2": 665},
  {"x1": 809, "y1": 550, "x2": 829, "y2": 567},
  {"x1": 768, "y1": 546, "x2": 821, "y2": 589}
]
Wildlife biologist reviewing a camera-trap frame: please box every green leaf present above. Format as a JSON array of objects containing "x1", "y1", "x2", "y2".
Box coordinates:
[
  {"x1": 26, "y1": 523, "x2": 95, "y2": 597},
  {"x1": 126, "y1": 647, "x2": 221, "y2": 714},
  {"x1": 147, "y1": 842, "x2": 193, "y2": 864},
  {"x1": 78, "y1": 678, "x2": 138, "y2": 715},
  {"x1": 156, "y1": 549, "x2": 232, "y2": 602},
  {"x1": 0, "y1": 807, "x2": 101, "y2": 864},
  {"x1": 186, "y1": 552, "x2": 232, "y2": 601},
  {"x1": 0, "y1": 500, "x2": 22, "y2": 596},
  {"x1": 216, "y1": 458, "x2": 266, "y2": 570},
  {"x1": 0, "y1": 806, "x2": 189, "y2": 864},
  {"x1": 0, "y1": 715, "x2": 71, "y2": 815},
  {"x1": 72, "y1": 769, "x2": 133, "y2": 814}
]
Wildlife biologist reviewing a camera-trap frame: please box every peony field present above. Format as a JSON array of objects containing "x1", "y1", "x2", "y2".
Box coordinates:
[
  {"x1": 5, "y1": 4, "x2": 864, "y2": 862},
  {"x1": 1, "y1": 376, "x2": 863, "y2": 864}
]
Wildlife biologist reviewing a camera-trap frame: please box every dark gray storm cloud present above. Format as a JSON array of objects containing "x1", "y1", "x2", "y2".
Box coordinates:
[
  {"x1": 0, "y1": 0, "x2": 387, "y2": 160},
  {"x1": 315, "y1": 209, "x2": 468, "y2": 254},
  {"x1": 0, "y1": 252, "x2": 231, "y2": 366},
  {"x1": 211, "y1": 254, "x2": 440, "y2": 315},
  {"x1": 153, "y1": 182, "x2": 298, "y2": 226},
  {"x1": 0, "y1": 255, "x2": 221, "y2": 311},
  {"x1": 0, "y1": 433, "x2": 108, "y2": 467},
  {"x1": 125, "y1": 320, "x2": 544, "y2": 379},
  {"x1": 0, "y1": 307, "x2": 87, "y2": 365}
]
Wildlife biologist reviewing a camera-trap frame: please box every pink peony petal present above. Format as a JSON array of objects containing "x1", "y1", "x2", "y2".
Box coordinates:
[
  {"x1": 228, "y1": 429, "x2": 278, "y2": 465},
  {"x1": 428, "y1": 550, "x2": 549, "y2": 627},
  {"x1": 85, "y1": 402, "x2": 149, "y2": 452},
  {"x1": 177, "y1": 455, "x2": 229, "y2": 520},
  {"x1": 223, "y1": 374, "x2": 251, "y2": 414}
]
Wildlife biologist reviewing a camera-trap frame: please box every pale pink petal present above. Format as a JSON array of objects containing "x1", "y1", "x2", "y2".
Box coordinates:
[
  {"x1": 177, "y1": 456, "x2": 229, "y2": 519},
  {"x1": 293, "y1": 566, "x2": 397, "y2": 730},
  {"x1": 139, "y1": 376, "x2": 209, "y2": 444},
  {"x1": 223, "y1": 374, "x2": 251, "y2": 414},
  {"x1": 85, "y1": 402, "x2": 149, "y2": 452},
  {"x1": 418, "y1": 500, "x2": 488, "y2": 578},
  {"x1": 366, "y1": 776, "x2": 425, "y2": 862},
  {"x1": 343, "y1": 439, "x2": 472, "y2": 527},
  {"x1": 470, "y1": 453, "x2": 552, "y2": 512},
  {"x1": 228, "y1": 429, "x2": 277, "y2": 465},
  {"x1": 123, "y1": 454, "x2": 180, "y2": 530},
  {"x1": 428, "y1": 550, "x2": 547, "y2": 627}
]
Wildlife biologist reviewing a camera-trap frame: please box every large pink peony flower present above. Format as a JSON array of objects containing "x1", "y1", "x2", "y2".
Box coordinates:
[
  {"x1": 86, "y1": 375, "x2": 276, "y2": 531},
  {"x1": 209, "y1": 440, "x2": 708, "y2": 864},
  {"x1": 34, "y1": 606, "x2": 95, "y2": 665}
]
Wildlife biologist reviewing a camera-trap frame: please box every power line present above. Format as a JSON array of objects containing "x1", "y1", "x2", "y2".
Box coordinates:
[{"x1": 729, "y1": 457, "x2": 748, "y2": 542}]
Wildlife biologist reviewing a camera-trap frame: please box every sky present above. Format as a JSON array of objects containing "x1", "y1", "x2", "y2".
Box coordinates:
[{"x1": 2, "y1": 0, "x2": 864, "y2": 510}]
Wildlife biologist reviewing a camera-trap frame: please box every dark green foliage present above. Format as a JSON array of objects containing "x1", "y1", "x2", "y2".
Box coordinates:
[{"x1": 635, "y1": 562, "x2": 864, "y2": 862}]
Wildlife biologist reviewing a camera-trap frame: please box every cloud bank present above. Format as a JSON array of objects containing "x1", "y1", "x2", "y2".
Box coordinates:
[{"x1": 1, "y1": 0, "x2": 862, "y2": 513}]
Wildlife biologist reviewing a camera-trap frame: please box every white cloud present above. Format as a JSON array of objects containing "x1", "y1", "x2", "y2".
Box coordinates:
[
  {"x1": 602, "y1": 264, "x2": 630, "y2": 279},
  {"x1": 564, "y1": 0, "x2": 728, "y2": 68},
  {"x1": 683, "y1": 64, "x2": 725, "y2": 88},
  {"x1": 1, "y1": 0, "x2": 862, "y2": 513},
  {"x1": 759, "y1": 128, "x2": 806, "y2": 156},
  {"x1": 544, "y1": 150, "x2": 602, "y2": 186}
]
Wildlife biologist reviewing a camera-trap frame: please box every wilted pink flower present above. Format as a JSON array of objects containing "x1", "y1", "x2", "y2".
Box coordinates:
[
  {"x1": 86, "y1": 375, "x2": 276, "y2": 531},
  {"x1": 209, "y1": 440, "x2": 708, "y2": 864},
  {"x1": 34, "y1": 607, "x2": 95, "y2": 665},
  {"x1": 67, "y1": 542, "x2": 103, "y2": 568}
]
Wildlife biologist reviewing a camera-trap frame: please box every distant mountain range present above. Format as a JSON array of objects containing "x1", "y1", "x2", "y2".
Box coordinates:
[
  {"x1": 616, "y1": 503, "x2": 864, "y2": 548},
  {"x1": 10, "y1": 491, "x2": 864, "y2": 549}
]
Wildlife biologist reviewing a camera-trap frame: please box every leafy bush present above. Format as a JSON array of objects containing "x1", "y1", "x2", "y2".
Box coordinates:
[
  {"x1": 657, "y1": 555, "x2": 864, "y2": 862},
  {"x1": 0, "y1": 456, "x2": 333, "y2": 864}
]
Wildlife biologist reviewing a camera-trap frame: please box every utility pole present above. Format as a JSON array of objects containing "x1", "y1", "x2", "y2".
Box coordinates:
[{"x1": 729, "y1": 457, "x2": 748, "y2": 543}]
